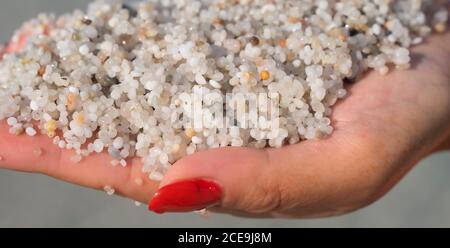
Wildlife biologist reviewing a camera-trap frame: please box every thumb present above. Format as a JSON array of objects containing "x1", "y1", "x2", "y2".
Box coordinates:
[{"x1": 147, "y1": 147, "x2": 284, "y2": 214}]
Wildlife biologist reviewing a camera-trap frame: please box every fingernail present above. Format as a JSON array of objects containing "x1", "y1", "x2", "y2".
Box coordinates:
[{"x1": 148, "y1": 179, "x2": 222, "y2": 214}]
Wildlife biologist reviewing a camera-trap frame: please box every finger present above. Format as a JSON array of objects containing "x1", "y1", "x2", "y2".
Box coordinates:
[
  {"x1": 147, "y1": 122, "x2": 386, "y2": 216},
  {"x1": 0, "y1": 121, "x2": 158, "y2": 203},
  {"x1": 0, "y1": 28, "x2": 158, "y2": 205},
  {"x1": 5, "y1": 21, "x2": 32, "y2": 53},
  {"x1": 152, "y1": 147, "x2": 281, "y2": 214},
  {"x1": 0, "y1": 44, "x2": 5, "y2": 59}
]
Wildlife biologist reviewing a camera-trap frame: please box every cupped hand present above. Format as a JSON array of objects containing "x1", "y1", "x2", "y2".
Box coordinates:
[{"x1": 0, "y1": 32, "x2": 449, "y2": 218}]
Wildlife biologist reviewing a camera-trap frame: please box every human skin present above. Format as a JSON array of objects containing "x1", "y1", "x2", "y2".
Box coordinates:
[{"x1": 0, "y1": 31, "x2": 449, "y2": 218}]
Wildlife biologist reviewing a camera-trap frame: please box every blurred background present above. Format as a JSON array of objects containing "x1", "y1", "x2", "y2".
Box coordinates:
[{"x1": 1, "y1": 0, "x2": 450, "y2": 228}]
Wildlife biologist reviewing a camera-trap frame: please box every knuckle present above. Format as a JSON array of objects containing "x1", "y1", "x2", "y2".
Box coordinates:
[
  {"x1": 230, "y1": 175, "x2": 282, "y2": 214},
  {"x1": 252, "y1": 171, "x2": 283, "y2": 213},
  {"x1": 223, "y1": 151, "x2": 285, "y2": 214}
]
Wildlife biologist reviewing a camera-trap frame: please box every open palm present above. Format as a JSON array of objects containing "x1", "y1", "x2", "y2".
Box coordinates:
[{"x1": 0, "y1": 33, "x2": 449, "y2": 217}]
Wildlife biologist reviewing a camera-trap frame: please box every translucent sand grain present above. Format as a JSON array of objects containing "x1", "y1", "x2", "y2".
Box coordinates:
[{"x1": 103, "y1": 185, "x2": 115, "y2": 196}]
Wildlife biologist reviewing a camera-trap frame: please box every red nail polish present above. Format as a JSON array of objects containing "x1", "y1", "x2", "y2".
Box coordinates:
[{"x1": 148, "y1": 179, "x2": 222, "y2": 214}]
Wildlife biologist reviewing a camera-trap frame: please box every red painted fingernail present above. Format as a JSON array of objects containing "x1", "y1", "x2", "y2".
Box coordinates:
[{"x1": 148, "y1": 179, "x2": 222, "y2": 214}]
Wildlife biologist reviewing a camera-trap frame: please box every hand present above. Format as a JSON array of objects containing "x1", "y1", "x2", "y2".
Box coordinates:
[{"x1": 1, "y1": 32, "x2": 449, "y2": 218}]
